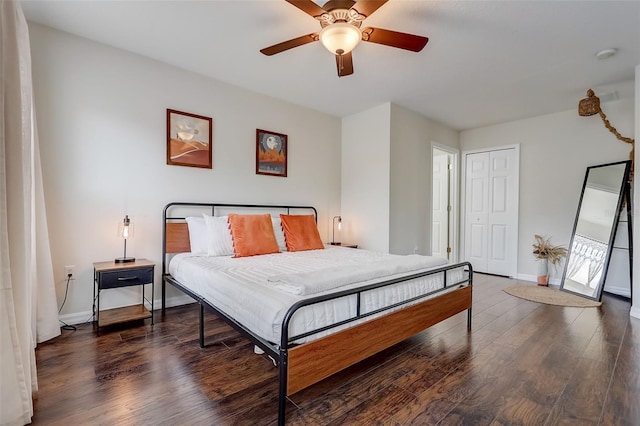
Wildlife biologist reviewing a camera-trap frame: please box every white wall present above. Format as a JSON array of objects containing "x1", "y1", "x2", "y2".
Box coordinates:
[
  {"x1": 341, "y1": 103, "x2": 391, "y2": 252},
  {"x1": 461, "y1": 97, "x2": 634, "y2": 282},
  {"x1": 389, "y1": 104, "x2": 459, "y2": 255},
  {"x1": 30, "y1": 24, "x2": 342, "y2": 323},
  {"x1": 341, "y1": 103, "x2": 459, "y2": 254}
]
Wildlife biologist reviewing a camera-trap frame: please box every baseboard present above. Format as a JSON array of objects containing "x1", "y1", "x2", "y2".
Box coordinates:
[
  {"x1": 602, "y1": 285, "x2": 631, "y2": 298},
  {"x1": 516, "y1": 273, "x2": 635, "y2": 296},
  {"x1": 58, "y1": 310, "x2": 94, "y2": 326},
  {"x1": 516, "y1": 273, "x2": 535, "y2": 283},
  {"x1": 630, "y1": 306, "x2": 640, "y2": 319},
  {"x1": 157, "y1": 294, "x2": 195, "y2": 309},
  {"x1": 58, "y1": 294, "x2": 196, "y2": 325},
  {"x1": 516, "y1": 273, "x2": 561, "y2": 286}
]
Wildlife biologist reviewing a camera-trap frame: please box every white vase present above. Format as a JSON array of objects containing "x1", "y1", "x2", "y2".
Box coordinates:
[{"x1": 536, "y1": 259, "x2": 549, "y2": 286}]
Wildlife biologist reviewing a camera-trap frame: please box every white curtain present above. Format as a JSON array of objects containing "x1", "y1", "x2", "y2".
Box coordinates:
[
  {"x1": 566, "y1": 234, "x2": 608, "y2": 288},
  {"x1": 1, "y1": 2, "x2": 60, "y2": 425}
]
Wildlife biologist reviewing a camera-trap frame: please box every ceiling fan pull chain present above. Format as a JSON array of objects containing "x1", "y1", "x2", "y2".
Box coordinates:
[{"x1": 337, "y1": 49, "x2": 344, "y2": 71}]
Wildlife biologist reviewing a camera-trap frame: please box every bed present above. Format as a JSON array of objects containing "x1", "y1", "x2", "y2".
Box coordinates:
[{"x1": 162, "y1": 202, "x2": 473, "y2": 425}]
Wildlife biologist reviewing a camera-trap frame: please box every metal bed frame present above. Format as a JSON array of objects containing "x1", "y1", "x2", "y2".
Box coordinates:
[{"x1": 162, "y1": 202, "x2": 473, "y2": 425}]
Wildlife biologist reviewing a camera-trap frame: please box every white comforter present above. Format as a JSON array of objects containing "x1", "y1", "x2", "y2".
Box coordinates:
[
  {"x1": 266, "y1": 254, "x2": 447, "y2": 295},
  {"x1": 169, "y1": 246, "x2": 463, "y2": 345}
]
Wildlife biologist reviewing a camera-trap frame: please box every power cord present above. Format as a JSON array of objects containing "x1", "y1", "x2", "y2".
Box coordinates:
[{"x1": 58, "y1": 274, "x2": 77, "y2": 331}]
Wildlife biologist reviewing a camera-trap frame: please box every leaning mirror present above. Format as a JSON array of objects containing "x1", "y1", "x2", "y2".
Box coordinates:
[{"x1": 560, "y1": 160, "x2": 631, "y2": 301}]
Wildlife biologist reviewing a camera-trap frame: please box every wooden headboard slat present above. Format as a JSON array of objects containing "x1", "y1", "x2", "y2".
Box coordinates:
[{"x1": 166, "y1": 223, "x2": 191, "y2": 254}]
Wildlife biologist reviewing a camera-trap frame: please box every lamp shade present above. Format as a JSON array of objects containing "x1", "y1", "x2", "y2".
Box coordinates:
[
  {"x1": 118, "y1": 215, "x2": 134, "y2": 239},
  {"x1": 319, "y1": 23, "x2": 361, "y2": 55}
]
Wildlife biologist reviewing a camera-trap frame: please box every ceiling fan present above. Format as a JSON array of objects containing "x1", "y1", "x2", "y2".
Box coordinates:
[{"x1": 260, "y1": 0, "x2": 429, "y2": 77}]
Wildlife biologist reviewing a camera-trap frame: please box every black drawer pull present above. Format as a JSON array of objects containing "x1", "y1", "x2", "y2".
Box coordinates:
[{"x1": 118, "y1": 276, "x2": 138, "y2": 281}]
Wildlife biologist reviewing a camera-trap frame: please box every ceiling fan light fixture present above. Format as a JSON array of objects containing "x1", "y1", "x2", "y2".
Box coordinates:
[{"x1": 319, "y1": 22, "x2": 361, "y2": 55}]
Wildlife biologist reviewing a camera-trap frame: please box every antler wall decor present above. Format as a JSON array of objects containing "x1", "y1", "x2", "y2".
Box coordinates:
[{"x1": 578, "y1": 89, "x2": 635, "y2": 176}]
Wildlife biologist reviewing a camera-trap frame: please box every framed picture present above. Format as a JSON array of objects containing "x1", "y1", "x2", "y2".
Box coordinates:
[
  {"x1": 166, "y1": 109, "x2": 212, "y2": 169},
  {"x1": 256, "y1": 129, "x2": 287, "y2": 177}
]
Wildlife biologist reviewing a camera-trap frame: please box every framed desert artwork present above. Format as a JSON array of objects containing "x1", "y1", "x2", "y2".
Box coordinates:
[
  {"x1": 256, "y1": 129, "x2": 287, "y2": 177},
  {"x1": 166, "y1": 109, "x2": 213, "y2": 169}
]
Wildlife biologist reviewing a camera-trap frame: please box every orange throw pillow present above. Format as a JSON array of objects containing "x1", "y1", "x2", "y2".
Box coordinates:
[
  {"x1": 280, "y1": 214, "x2": 324, "y2": 252},
  {"x1": 228, "y1": 214, "x2": 280, "y2": 257}
]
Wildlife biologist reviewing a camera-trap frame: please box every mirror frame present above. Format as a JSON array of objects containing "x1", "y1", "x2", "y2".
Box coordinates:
[{"x1": 560, "y1": 160, "x2": 631, "y2": 301}]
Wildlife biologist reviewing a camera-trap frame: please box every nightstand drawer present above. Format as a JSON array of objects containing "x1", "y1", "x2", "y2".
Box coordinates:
[{"x1": 99, "y1": 267, "x2": 154, "y2": 289}]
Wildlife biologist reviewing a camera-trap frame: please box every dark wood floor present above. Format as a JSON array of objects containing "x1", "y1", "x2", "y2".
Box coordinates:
[{"x1": 33, "y1": 274, "x2": 640, "y2": 425}]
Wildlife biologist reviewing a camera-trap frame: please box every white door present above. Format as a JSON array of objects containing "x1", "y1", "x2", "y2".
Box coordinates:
[
  {"x1": 432, "y1": 151, "x2": 450, "y2": 258},
  {"x1": 465, "y1": 152, "x2": 490, "y2": 272},
  {"x1": 487, "y1": 149, "x2": 518, "y2": 276},
  {"x1": 464, "y1": 148, "x2": 518, "y2": 276}
]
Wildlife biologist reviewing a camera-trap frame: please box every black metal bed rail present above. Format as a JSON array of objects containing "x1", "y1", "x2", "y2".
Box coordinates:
[
  {"x1": 287, "y1": 277, "x2": 471, "y2": 343},
  {"x1": 163, "y1": 274, "x2": 282, "y2": 360},
  {"x1": 280, "y1": 261, "x2": 473, "y2": 347}
]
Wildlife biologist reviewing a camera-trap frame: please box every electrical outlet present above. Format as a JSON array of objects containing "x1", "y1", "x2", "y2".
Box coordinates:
[{"x1": 64, "y1": 265, "x2": 75, "y2": 277}]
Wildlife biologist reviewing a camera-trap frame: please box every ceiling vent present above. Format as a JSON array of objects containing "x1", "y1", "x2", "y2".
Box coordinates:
[{"x1": 598, "y1": 91, "x2": 619, "y2": 104}]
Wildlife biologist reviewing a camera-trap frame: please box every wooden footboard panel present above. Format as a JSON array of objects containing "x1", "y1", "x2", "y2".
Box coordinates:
[{"x1": 287, "y1": 284, "x2": 472, "y2": 395}]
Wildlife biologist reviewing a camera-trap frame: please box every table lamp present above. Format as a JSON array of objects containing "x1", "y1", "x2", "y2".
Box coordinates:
[
  {"x1": 115, "y1": 215, "x2": 135, "y2": 263},
  {"x1": 331, "y1": 215, "x2": 342, "y2": 245}
]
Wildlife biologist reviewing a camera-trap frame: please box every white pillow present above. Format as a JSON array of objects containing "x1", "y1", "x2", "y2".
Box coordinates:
[
  {"x1": 185, "y1": 216, "x2": 207, "y2": 254},
  {"x1": 202, "y1": 214, "x2": 234, "y2": 256},
  {"x1": 272, "y1": 217, "x2": 287, "y2": 252}
]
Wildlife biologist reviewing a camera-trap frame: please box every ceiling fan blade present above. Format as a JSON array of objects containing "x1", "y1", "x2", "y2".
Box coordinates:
[
  {"x1": 260, "y1": 33, "x2": 319, "y2": 56},
  {"x1": 361, "y1": 27, "x2": 428, "y2": 52},
  {"x1": 285, "y1": 0, "x2": 327, "y2": 18},
  {"x1": 351, "y1": 0, "x2": 388, "y2": 18},
  {"x1": 335, "y1": 52, "x2": 354, "y2": 77}
]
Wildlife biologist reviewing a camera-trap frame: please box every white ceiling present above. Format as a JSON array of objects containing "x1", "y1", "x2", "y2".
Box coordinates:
[{"x1": 20, "y1": 0, "x2": 640, "y2": 131}]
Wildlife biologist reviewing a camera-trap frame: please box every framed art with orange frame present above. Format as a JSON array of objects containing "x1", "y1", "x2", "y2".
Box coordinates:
[
  {"x1": 166, "y1": 109, "x2": 212, "y2": 169},
  {"x1": 256, "y1": 129, "x2": 287, "y2": 177}
]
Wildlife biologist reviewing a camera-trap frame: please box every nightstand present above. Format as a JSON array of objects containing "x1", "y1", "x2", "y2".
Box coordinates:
[
  {"x1": 93, "y1": 259, "x2": 155, "y2": 335},
  {"x1": 330, "y1": 243, "x2": 358, "y2": 249}
]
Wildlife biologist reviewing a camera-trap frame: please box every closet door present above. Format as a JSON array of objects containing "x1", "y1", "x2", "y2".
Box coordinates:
[
  {"x1": 465, "y1": 152, "x2": 490, "y2": 272},
  {"x1": 464, "y1": 148, "x2": 518, "y2": 277},
  {"x1": 487, "y1": 149, "x2": 518, "y2": 276}
]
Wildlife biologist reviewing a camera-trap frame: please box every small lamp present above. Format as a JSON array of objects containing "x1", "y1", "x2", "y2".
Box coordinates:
[
  {"x1": 331, "y1": 215, "x2": 342, "y2": 245},
  {"x1": 115, "y1": 215, "x2": 135, "y2": 263}
]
